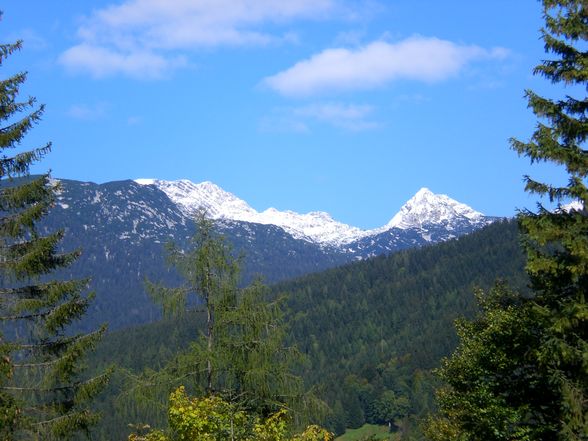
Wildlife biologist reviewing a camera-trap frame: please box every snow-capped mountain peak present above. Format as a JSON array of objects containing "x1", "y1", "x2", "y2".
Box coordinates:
[
  {"x1": 135, "y1": 178, "x2": 370, "y2": 246},
  {"x1": 135, "y1": 178, "x2": 257, "y2": 220},
  {"x1": 135, "y1": 179, "x2": 491, "y2": 248},
  {"x1": 385, "y1": 187, "x2": 485, "y2": 230}
]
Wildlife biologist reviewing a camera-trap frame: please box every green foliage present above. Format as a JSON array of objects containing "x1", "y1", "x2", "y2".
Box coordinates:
[
  {"x1": 512, "y1": 1, "x2": 588, "y2": 438},
  {"x1": 128, "y1": 386, "x2": 333, "y2": 441},
  {"x1": 334, "y1": 424, "x2": 390, "y2": 441},
  {"x1": 0, "y1": 28, "x2": 109, "y2": 439},
  {"x1": 427, "y1": 2, "x2": 588, "y2": 440},
  {"x1": 426, "y1": 284, "x2": 558, "y2": 441},
  {"x1": 118, "y1": 214, "x2": 308, "y2": 437},
  {"x1": 144, "y1": 213, "x2": 241, "y2": 395},
  {"x1": 279, "y1": 219, "x2": 526, "y2": 436},
  {"x1": 166, "y1": 386, "x2": 249, "y2": 441},
  {"x1": 368, "y1": 391, "x2": 409, "y2": 426}
]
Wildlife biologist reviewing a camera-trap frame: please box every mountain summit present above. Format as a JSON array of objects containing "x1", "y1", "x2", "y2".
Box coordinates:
[
  {"x1": 135, "y1": 179, "x2": 493, "y2": 247},
  {"x1": 386, "y1": 187, "x2": 486, "y2": 230}
]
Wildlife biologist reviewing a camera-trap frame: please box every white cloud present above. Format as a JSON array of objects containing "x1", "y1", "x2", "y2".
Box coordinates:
[
  {"x1": 90, "y1": 0, "x2": 335, "y2": 47},
  {"x1": 59, "y1": 0, "x2": 338, "y2": 79},
  {"x1": 260, "y1": 102, "x2": 378, "y2": 132},
  {"x1": 60, "y1": 44, "x2": 186, "y2": 79},
  {"x1": 263, "y1": 36, "x2": 510, "y2": 96}
]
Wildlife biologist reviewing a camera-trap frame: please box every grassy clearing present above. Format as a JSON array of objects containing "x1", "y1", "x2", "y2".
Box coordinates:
[{"x1": 335, "y1": 423, "x2": 391, "y2": 441}]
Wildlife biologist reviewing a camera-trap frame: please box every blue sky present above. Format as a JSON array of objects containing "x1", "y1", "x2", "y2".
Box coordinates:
[{"x1": 2, "y1": 0, "x2": 571, "y2": 229}]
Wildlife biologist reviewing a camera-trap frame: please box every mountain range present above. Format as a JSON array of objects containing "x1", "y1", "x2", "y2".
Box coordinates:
[
  {"x1": 133, "y1": 178, "x2": 494, "y2": 250},
  {"x1": 45, "y1": 178, "x2": 497, "y2": 330}
]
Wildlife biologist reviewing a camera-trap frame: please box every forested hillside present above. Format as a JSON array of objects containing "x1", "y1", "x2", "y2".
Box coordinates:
[
  {"x1": 88, "y1": 219, "x2": 526, "y2": 439},
  {"x1": 279, "y1": 219, "x2": 527, "y2": 435}
]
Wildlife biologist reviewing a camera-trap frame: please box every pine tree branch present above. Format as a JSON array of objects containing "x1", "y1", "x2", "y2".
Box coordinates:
[{"x1": 10, "y1": 327, "x2": 105, "y2": 351}]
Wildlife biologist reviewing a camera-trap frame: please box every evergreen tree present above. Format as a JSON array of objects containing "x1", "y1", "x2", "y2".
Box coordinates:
[
  {"x1": 126, "y1": 213, "x2": 308, "y2": 432},
  {"x1": 0, "y1": 34, "x2": 109, "y2": 439},
  {"x1": 509, "y1": 1, "x2": 588, "y2": 438},
  {"x1": 427, "y1": 1, "x2": 587, "y2": 440},
  {"x1": 425, "y1": 285, "x2": 558, "y2": 441},
  {"x1": 146, "y1": 213, "x2": 241, "y2": 396}
]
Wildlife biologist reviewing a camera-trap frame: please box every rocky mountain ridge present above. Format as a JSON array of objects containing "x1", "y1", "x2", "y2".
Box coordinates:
[{"x1": 134, "y1": 178, "x2": 494, "y2": 248}]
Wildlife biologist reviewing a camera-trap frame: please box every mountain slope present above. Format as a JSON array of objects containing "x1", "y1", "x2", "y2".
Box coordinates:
[
  {"x1": 280, "y1": 218, "x2": 526, "y2": 434},
  {"x1": 43, "y1": 178, "x2": 497, "y2": 330},
  {"x1": 135, "y1": 179, "x2": 370, "y2": 246},
  {"x1": 87, "y1": 219, "x2": 527, "y2": 440},
  {"x1": 47, "y1": 179, "x2": 349, "y2": 330}
]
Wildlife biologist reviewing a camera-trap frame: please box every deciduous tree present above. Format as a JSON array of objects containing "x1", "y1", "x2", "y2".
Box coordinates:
[{"x1": 128, "y1": 386, "x2": 333, "y2": 441}]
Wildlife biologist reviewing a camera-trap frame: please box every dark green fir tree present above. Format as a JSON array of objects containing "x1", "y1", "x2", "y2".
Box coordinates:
[
  {"x1": 426, "y1": 1, "x2": 587, "y2": 440},
  {"x1": 0, "y1": 33, "x2": 109, "y2": 439},
  {"x1": 510, "y1": 0, "x2": 588, "y2": 438}
]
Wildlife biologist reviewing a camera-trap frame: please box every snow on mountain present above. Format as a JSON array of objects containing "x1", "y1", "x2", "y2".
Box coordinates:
[
  {"x1": 135, "y1": 179, "x2": 490, "y2": 247},
  {"x1": 134, "y1": 179, "x2": 258, "y2": 220},
  {"x1": 385, "y1": 187, "x2": 486, "y2": 230},
  {"x1": 256, "y1": 208, "x2": 368, "y2": 246},
  {"x1": 135, "y1": 179, "x2": 366, "y2": 246}
]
